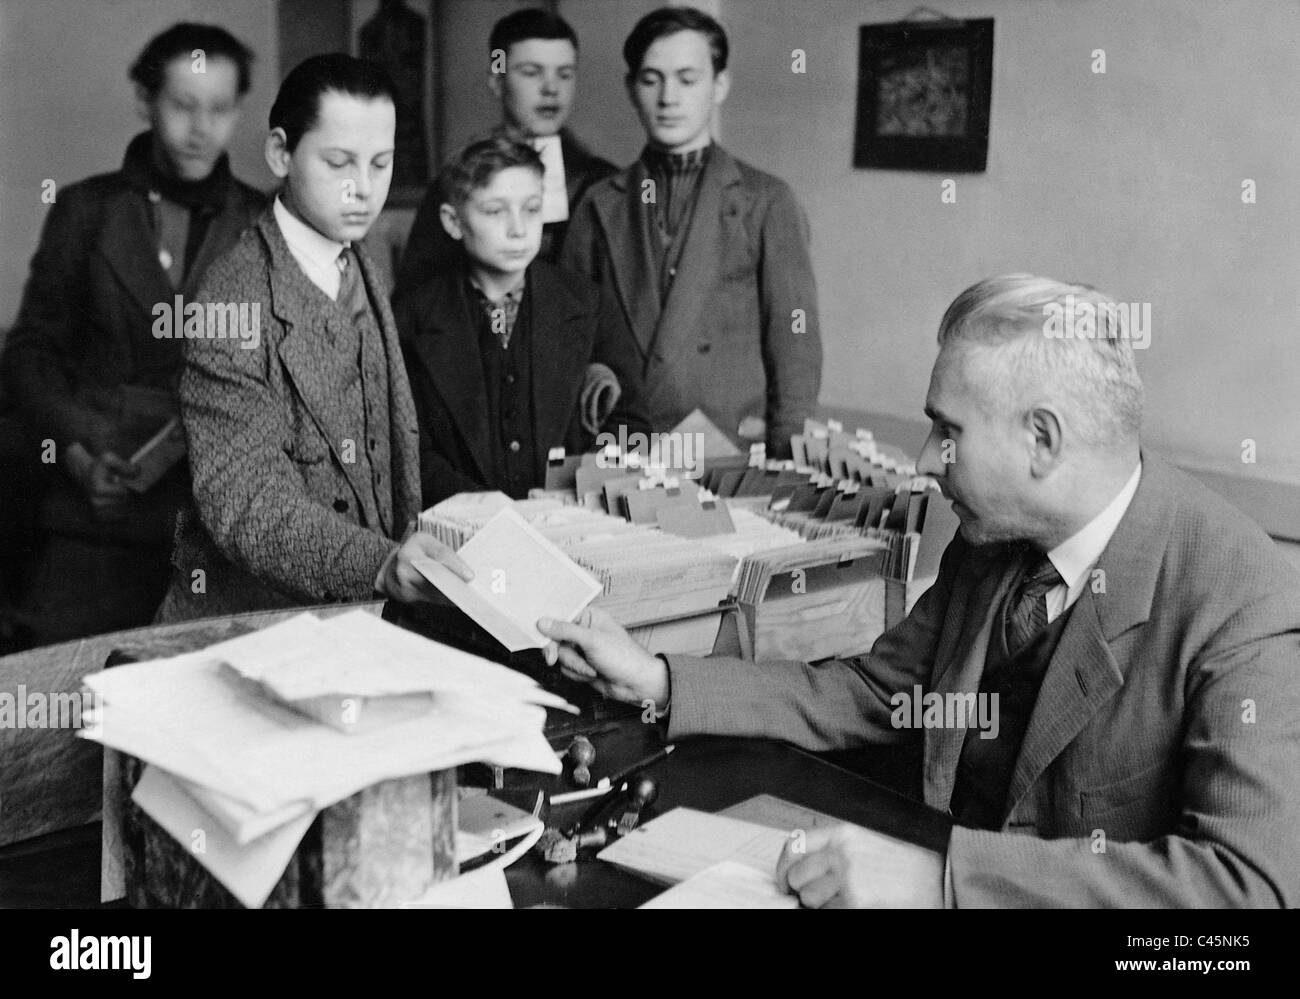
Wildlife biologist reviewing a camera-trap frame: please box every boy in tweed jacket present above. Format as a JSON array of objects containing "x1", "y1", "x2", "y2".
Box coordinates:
[{"x1": 156, "y1": 55, "x2": 469, "y2": 622}]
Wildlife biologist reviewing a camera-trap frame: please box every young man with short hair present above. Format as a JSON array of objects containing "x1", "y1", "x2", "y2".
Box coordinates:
[
  {"x1": 393, "y1": 7, "x2": 615, "y2": 302},
  {"x1": 561, "y1": 6, "x2": 823, "y2": 460},
  {"x1": 155, "y1": 54, "x2": 469, "y2": 623},
  {"x1": 1, "y1": 22, "x2": 264, "y2": 645}
]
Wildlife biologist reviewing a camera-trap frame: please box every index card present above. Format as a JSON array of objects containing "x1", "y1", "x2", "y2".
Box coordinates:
[{"x1": 414, "y1": 507, "x2": 602, "y2": 652}]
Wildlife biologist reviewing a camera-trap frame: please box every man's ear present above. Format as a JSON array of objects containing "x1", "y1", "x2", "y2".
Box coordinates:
[
  {"x1": 487, "y1": 69, "x2": 503, "y2": 101},
  {"x1": 439, "y1": 203, "x2": 463, "y2": 241},
  {"x1": 1027, "y1": 405, "x2": 1065, "y2": 477},
  {"x1": 134, "y1": 84, "x2": 154, "y2": 124},
  {"x1": 712, "y1": 68, "x2": 731, "y2": 108},
  {"x1": 265, "y1": 128, "x2": 292, "y2": 180}
]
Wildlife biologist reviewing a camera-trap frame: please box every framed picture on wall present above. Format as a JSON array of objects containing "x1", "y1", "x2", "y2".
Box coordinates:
[
  {"x1": 277, "y1": 0, "x2": 444, "y2": 207},
  {"x1": 853, "y1": 17, "x2": 994, "y2": 172},
  {"x1": 349, "y1": 0, "x2": 443, "y2": 207}
]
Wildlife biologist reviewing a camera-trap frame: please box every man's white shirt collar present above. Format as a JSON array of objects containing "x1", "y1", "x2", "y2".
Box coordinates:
[
  {"x1": 1046, "y1": 460, "x2": 1143, "y2": 614},
  {"x1": 273, "y1": 196, "x2": 347, "y2": 300}
]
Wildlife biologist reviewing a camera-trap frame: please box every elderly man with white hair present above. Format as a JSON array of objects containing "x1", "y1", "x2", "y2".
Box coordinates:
[{"x1": 538, "y1": 273, "x2": 1300, "y2": 908}]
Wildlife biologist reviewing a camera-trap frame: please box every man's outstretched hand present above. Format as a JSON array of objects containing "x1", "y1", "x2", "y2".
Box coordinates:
[{"x1": 538, "y1": 607, "x2": 669, "y2": 710}]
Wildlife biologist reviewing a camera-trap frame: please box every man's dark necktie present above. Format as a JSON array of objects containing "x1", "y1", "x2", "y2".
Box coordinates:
[
  {"x1": 1005, "y1": 549, "x2": 1065, "y2": 655},
  {"x1": 948, "y1": 548, "x2": 1068, "y2": 828}
]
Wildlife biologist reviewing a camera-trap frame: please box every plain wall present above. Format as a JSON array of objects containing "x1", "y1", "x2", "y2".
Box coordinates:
[
  {"x1": 2, "y1": 0, "x2": 1296, "y2": 515},
  {"x1": 0, "y1": 0, "x2": 279, "y2": 329},
  {"x1": 713, "y1": 0, "x2": 1300, "y2": 497}
]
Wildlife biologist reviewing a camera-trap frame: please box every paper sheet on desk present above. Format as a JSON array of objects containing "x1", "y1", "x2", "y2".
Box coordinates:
[
  {"x1": 206, "y1": 610, "x2": 572, "y2": 710},
  {"x1": 640, "y1": 860, "x2": 798, "y2": 909},
  {"x1": 414, "y1": 506, "x2": 603, "y2": 651},
  {"x1": 131, "y1": 765, "x2": 314, "y2": 909},
  {"x1": 406, "y1": 865, "x2": 514, "y2": 909},
  {"x1": 81, "y1": 657, "x2": 562, "y2": 824},
  {"x1": 596, "y1": 808, "x2": 792, "y2": 886}
]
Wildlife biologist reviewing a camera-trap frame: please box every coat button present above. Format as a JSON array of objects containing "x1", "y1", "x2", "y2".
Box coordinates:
[
  {"x1": 509, "y1": 440, "x2": 522, "y2": 453},
  {"x1": 698, "y1": 343, "x2": 711, "y2": 354},
  {"x1": 333, "y1": 498, "x2": 349, "y2": 513},
  {"x1": 505, "y1": 373, "x2": 516, "y2": 386}
]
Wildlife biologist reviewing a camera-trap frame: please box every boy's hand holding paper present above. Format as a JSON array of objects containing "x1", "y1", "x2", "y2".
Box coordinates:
[
  {"x1": 414, "y1": 507, "x2": 603, "y2": 652},
  {"x1": 378, "y1": 528, "x2": 475, "y2": 603}
]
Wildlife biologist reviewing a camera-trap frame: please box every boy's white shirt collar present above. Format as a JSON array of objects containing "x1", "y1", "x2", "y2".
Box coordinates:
[
  {"x1": 1045, "y1": 460, "x2": 1143, "y2": 617},
  {"x1": 273, "y1": 195, "x2": 347, "y2": 301},
  {"x1": 531, "y1": 134, "x2": 569, "y2": 223}
]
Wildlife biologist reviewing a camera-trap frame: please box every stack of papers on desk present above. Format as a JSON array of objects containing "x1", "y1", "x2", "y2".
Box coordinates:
[
  {"x1": 696, "y1": 508, "x2": 805, "y2": 565},
  {"x1": 80, "y1": 611, "x2": 566, "y2": 907},
  {"x1": 597, "y1": 808, "x2": 798, "y2": 908},
  {"x1": 419, "y1": 491, "x2": 571, "y2": 548},
  {"x1": 418, "y1": 494, "x2": 741, "y2": 627},
  {"x1": 735, "y1": 536, "x2": 887, "y2": 605},
  {"x1": 564, "y1": 528, "x2": 738, "y2": 624}
]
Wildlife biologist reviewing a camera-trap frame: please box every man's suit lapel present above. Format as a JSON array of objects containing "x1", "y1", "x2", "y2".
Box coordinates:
[
  {"x1": 1004, "y1": 454, "x2": 1172, "y2": 816},
  {"x1": 652, "y1": 148, "x2": 742, "y2": 357},
  {"x1": 1003, "y1": 591, "x2": 1124, "y2": 813},
  {"x1": 925, "y1": 545, "x2": 1021, "y2": 809},
  {"x1": 97, "y1": 193, "x2": 174, "y2": 322},
  {"x1": 403, "y1": 272, "x2": 494, "y2": 485},
  {"x1": 262, "y1": 215, "x2": 375, "y2": 520},
  {"x1": 593, "y1": 165, "x2": 659, "y2": 359}
]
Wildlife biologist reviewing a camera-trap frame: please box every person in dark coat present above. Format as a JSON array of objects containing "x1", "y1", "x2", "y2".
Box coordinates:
[
  {"x1": 0, "y1": 23, "x2": 264, "y2": 645},
  {"x1": 395, "y1": 137, "x2": 647, "y2": 506}
]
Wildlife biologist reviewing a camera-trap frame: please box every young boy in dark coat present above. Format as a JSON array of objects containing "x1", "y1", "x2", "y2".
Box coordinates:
[{"x1": 395, "y1": 136, "x2": 647, "y2": 505}]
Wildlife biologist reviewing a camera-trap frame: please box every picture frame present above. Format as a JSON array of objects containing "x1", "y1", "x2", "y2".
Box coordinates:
[
  {"x1": 853, "y1": 17, "x2": 994, "y2": 172},
  {"x1": 348, "y1": 0, "x2": 444, "y2": 207},
  {"x1": 277, "y1": 0, "x2": 444, "y2": 208}
]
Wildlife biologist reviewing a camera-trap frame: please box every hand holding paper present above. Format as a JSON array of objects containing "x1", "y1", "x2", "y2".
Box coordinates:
[
  {"x1": 379, "y1": 528, "x2": 474, "y2": 603},
  {"x1": 537, "y1": 606, "x2": 668, "y2": 709},
  {"x1": 414, "y1": 507, "x2": 603, "y2": 652}
]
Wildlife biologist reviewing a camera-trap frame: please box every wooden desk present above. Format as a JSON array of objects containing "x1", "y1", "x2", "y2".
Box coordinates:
[
  {"x1": 0, "y1": 599, "x2": 949, "y2": 909},
  {"x1": 507, "y1": 714, "x2": 949, "y2": 909}
]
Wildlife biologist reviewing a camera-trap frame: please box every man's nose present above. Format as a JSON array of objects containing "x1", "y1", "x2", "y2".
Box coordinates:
[
  {"x1": 506, "y1": 209, "x2": 525, "y2": 237},
  {"x1": 540, "y1": 73, "x2": 558, "y2": 95},
  {"x1": 915, "y1": 428, "x2": 947, "y2": 478},
  {"x1": 190, "y1": 111, "x2": 213, "y2": 143},
  {"x1": 659, "y1": 79, "x2": 678, "y2": 106}
]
